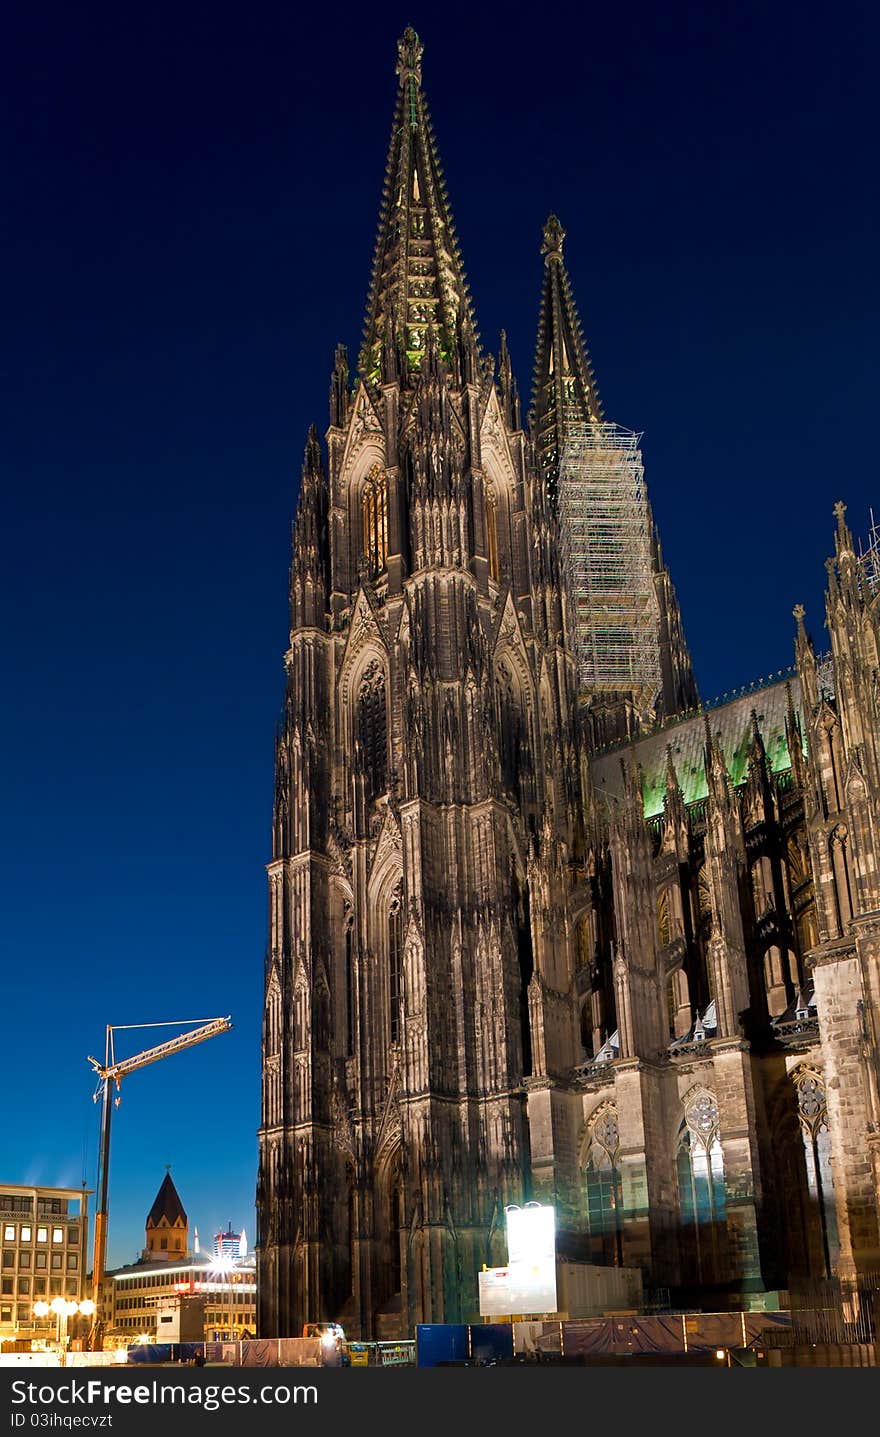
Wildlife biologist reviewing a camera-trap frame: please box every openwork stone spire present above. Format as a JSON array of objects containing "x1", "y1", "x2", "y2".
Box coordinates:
[
  {"x1": 530, "y1": 214, "x2": 603, "y2": 498},
  {"x1": 358, "y1": 28, "x2": 481, "y2": 385}
]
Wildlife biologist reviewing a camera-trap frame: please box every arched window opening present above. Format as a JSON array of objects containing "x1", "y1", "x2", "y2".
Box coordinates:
[
  {"x1": 676, "y1": 1091, "x2": 726, "y2": 1286},
  {"x1": 356, "y1": 660, "x2": 388, "y2": 802},
  {"x1": 513, "y1": 877, "x2": 534, "y2": 1077},
  {"x1": 579, "y1": 997, "x2": 593, "y2": 1057},
  {"x1": 831, "y1": 829, "x2": 852, "y2": 932},
  {"x1": 266, "y1": 983, "x2": 280, "y2": 1055},
  {"x1": 347, "y1": 1183, "x2": 357, "y2": 1297},
  {"x1": 751, "y1": 855, "x2": 774, "y2": 917},
  {"x1": 829, "y1": 722, "x2": 845, "y2": 812},
  {"x1": 362, "y1": 466, "x2": 388, "y2": 577},
  {"x1": 314, "y1": 984, "x2": 330, "y2": 1052},
  {"x1": 389, "y1": 1182, "x2": 403, "y2": 1295},
  {"x1": 795, "y1": 1070, "x2": 838, "y2": 1278},
  {"x1": 657, "y1": 888, "x2": 672, "y2": 948},
  {"x1": 667, "y1": 967, "x2": 691, "y2": 1040},
  {"x1": 496, "y1": 662, "x2": 530, "y2": 805},
  {"x1": 764, "y1": 945, "x2": 794, "y2": 1018},
  {"x1": 584, "y1": 1107, "x2": 623, "y2": 1266},
  {"x1": 294, "y1": 986, "x2": 307, "y2": 1051},
  {"x1": 388, "y1": 891, "x2": 404, "y2": 1045},
  {"x1": 486, "y1": 484, "x2": 499, "y2": 582},
  {"x1": 345, "y1": 920, "x2": 356, "y2": 1058}
]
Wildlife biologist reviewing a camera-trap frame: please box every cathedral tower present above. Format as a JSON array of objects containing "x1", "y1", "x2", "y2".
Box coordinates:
[
  {"x1": 258, "y1": 29, "x2": 880, "y2": 1336},
  {"x1": 530, "y1": 215, "x2": 698, "y2": 746},
  {"x1": 257, "y1": 29, "x2": 587, "y2": 1339}
]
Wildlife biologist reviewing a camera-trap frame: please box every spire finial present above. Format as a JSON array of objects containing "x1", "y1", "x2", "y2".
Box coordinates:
[
  {"x1": 541, "y1": 214, "x2": 565, "y2": 262},
  {"x1": 396, "y1": 27, "x2": 423, "y2": 86}
]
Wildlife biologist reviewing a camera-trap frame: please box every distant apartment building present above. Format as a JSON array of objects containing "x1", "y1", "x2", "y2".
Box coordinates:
[{"x1": 0, "y1": 1184, "x2": 90, "y2": 1342}]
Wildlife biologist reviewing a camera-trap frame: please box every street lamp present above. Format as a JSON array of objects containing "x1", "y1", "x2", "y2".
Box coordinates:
[{"x1": 33, "y1": 1299, "x2": 97, "y2": 1352}]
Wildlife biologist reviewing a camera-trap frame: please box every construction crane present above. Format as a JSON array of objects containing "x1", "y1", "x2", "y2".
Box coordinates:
[{"x1": 86, "y1": 1016, "x2": 233, "y2": 1346}]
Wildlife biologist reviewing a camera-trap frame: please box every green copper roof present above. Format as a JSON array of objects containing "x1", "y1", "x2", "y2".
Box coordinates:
[{"x1": 590, "y1": 676, "x2": 805, "y2": 819}]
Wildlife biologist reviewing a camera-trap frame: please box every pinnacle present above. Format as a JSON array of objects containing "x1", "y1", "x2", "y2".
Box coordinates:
[
  {"x1": 396, "y1": 27, "x2": 423, "y2": 86},
  {"x1": 541, "y1": 214, "x2": 565, "y2": 261}
]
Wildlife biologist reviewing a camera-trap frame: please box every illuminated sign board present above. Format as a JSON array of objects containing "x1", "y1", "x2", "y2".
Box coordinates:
[
  {"x1": 505, "y1": 1202, "x2": 555, "y2": 1268},
  {"x1": 478, "y1": 1203, "x2": 557, "y2": 1317}
]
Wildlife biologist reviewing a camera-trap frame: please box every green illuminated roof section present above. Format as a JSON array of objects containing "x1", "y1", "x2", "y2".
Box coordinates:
[{"x1": 590, "y1": 676, "x2": 807, "y2": 819}]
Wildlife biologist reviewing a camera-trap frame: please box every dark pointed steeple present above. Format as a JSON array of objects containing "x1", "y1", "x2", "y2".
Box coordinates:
[
  {"x1": 290, "y1": 426, "x2": 329, "y2": 632},
  {"x1": 146, "y1": 1172, "x2": 186, "y2": 1229},
  {"x1": 530, "y1": 214, "x2": 603, "y2": 498},
  {"x1": 359, "y1": 28, "x2": 481, "y2": 386}
]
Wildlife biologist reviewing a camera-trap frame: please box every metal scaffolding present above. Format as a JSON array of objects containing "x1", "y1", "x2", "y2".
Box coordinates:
[{"x1": 558, "y1": 422, "x2": 661, "y2": 715}]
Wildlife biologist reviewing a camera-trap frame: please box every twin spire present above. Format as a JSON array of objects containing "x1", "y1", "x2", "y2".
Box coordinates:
[
  {"x1": 359, "y1": 27, "x2": 481, "y2": 385},
  {"x1": 530, "y1": 214, "x2": 604, "y2": 497},
  {"x1": 359, "y1": 28, "x2": 601, "y2": 483}
]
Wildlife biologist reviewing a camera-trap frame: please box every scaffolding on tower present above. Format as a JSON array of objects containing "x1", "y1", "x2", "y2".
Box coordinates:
[{"x1": 558, "y1": 422, "x2": 662, "y2": 720}]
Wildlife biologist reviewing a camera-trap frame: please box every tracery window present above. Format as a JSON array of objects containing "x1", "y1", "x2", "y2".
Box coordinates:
[
  {"x1": 356, "y1": 660, "x2": 388, "y2": 801},
  {"x1": 388, "y1": 888, "x2": 404, "y2": 1045},
  {"x1": 362, "y1": 465, "x2": 388, "y2": 577},
  {"x1": 795, "y1": 1069, "x2": 838, "y2": 1276},
  {"x1": 676, "y1": 1090, "x2": 726, "y2": 1285},
  {"x1": 584, "y1": 1106, "x2": 624, "y2": 1266}
]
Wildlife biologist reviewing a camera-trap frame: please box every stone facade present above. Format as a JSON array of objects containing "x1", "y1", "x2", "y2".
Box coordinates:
[{"x1": 256, "y1": 29, "x2": 880, "y2": 1338}]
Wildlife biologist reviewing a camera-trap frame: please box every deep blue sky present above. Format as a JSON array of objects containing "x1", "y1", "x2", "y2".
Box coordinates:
[{"x1": 2, "y1": 0, "x2": 877, "y2": 1268}]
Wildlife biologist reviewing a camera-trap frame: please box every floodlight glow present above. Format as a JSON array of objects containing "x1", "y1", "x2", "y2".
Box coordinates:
[
  {"x1": 33, "y1": 1301, "x2": 50, "y2": 1317},
  {"x1": 78, "y1": 1299, "x2": 96, "y2": 1316},
  {"x1": 50, "y1": 1298, "x2": 67, "y2": 1316}
]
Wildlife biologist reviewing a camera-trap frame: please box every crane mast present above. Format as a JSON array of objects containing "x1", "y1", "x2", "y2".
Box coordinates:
[{"x1": 87, "y1": 1016, "x2": 232, "y2": 1347}]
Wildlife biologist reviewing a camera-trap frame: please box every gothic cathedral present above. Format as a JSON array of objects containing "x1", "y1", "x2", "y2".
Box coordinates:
[{"x1": 257, "y1": 29, "x2": 880, "y2": 1338}]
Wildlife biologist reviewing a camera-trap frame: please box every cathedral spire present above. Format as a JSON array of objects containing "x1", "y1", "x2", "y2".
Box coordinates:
[
  {"x1": 358, "y1": 28, "x2": 481, "y2": 387},
  {"x1": 289, "y1": 426, "x2": 329, "y2": 632},
  {"x1": 530, "y1": 214, "x2": 603, "y2": 497}
]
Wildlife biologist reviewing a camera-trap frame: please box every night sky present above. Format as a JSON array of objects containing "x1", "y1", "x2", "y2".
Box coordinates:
[{"x1": 2, "y1": 0, "x2": 877, "y2": 1268}]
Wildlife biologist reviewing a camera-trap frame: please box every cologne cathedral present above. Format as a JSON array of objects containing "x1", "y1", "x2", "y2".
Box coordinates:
[{"x1": 257, "y1": 29, "x2": 880, "y2": 1338}]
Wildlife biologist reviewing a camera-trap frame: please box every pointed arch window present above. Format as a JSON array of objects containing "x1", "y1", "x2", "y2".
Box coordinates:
[
  {"x1": 293, "y1": 985, "x2": 307, "y2": 1052},
  {"x1": 485, "y1": 482, "x2": 499, "y2": 582},
  {"x1": 584, "y1": 1106, "x2": 623, "y2": 1266},
  {"x1": 676, "y1": 1090, "x2": 726, "y2": 1285},
  {"x1": 496, "y1": 662, "x2": 529, "y2": 802},
  {"x1": 344, "y1": 916, "x2": 356, "y2": 1058},
  {"x1": 388, "y1": 888, "x2": 404, "y2": 1045},
  {"x1": 362, "y1": 465, "x2": 388, "y2": 577},
  {"x1": 356, "y1": 660, "x2": 388, "y2": 802},
  {"x1": 830, "y1": 826, "x2": 852, "y2": 932}
]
